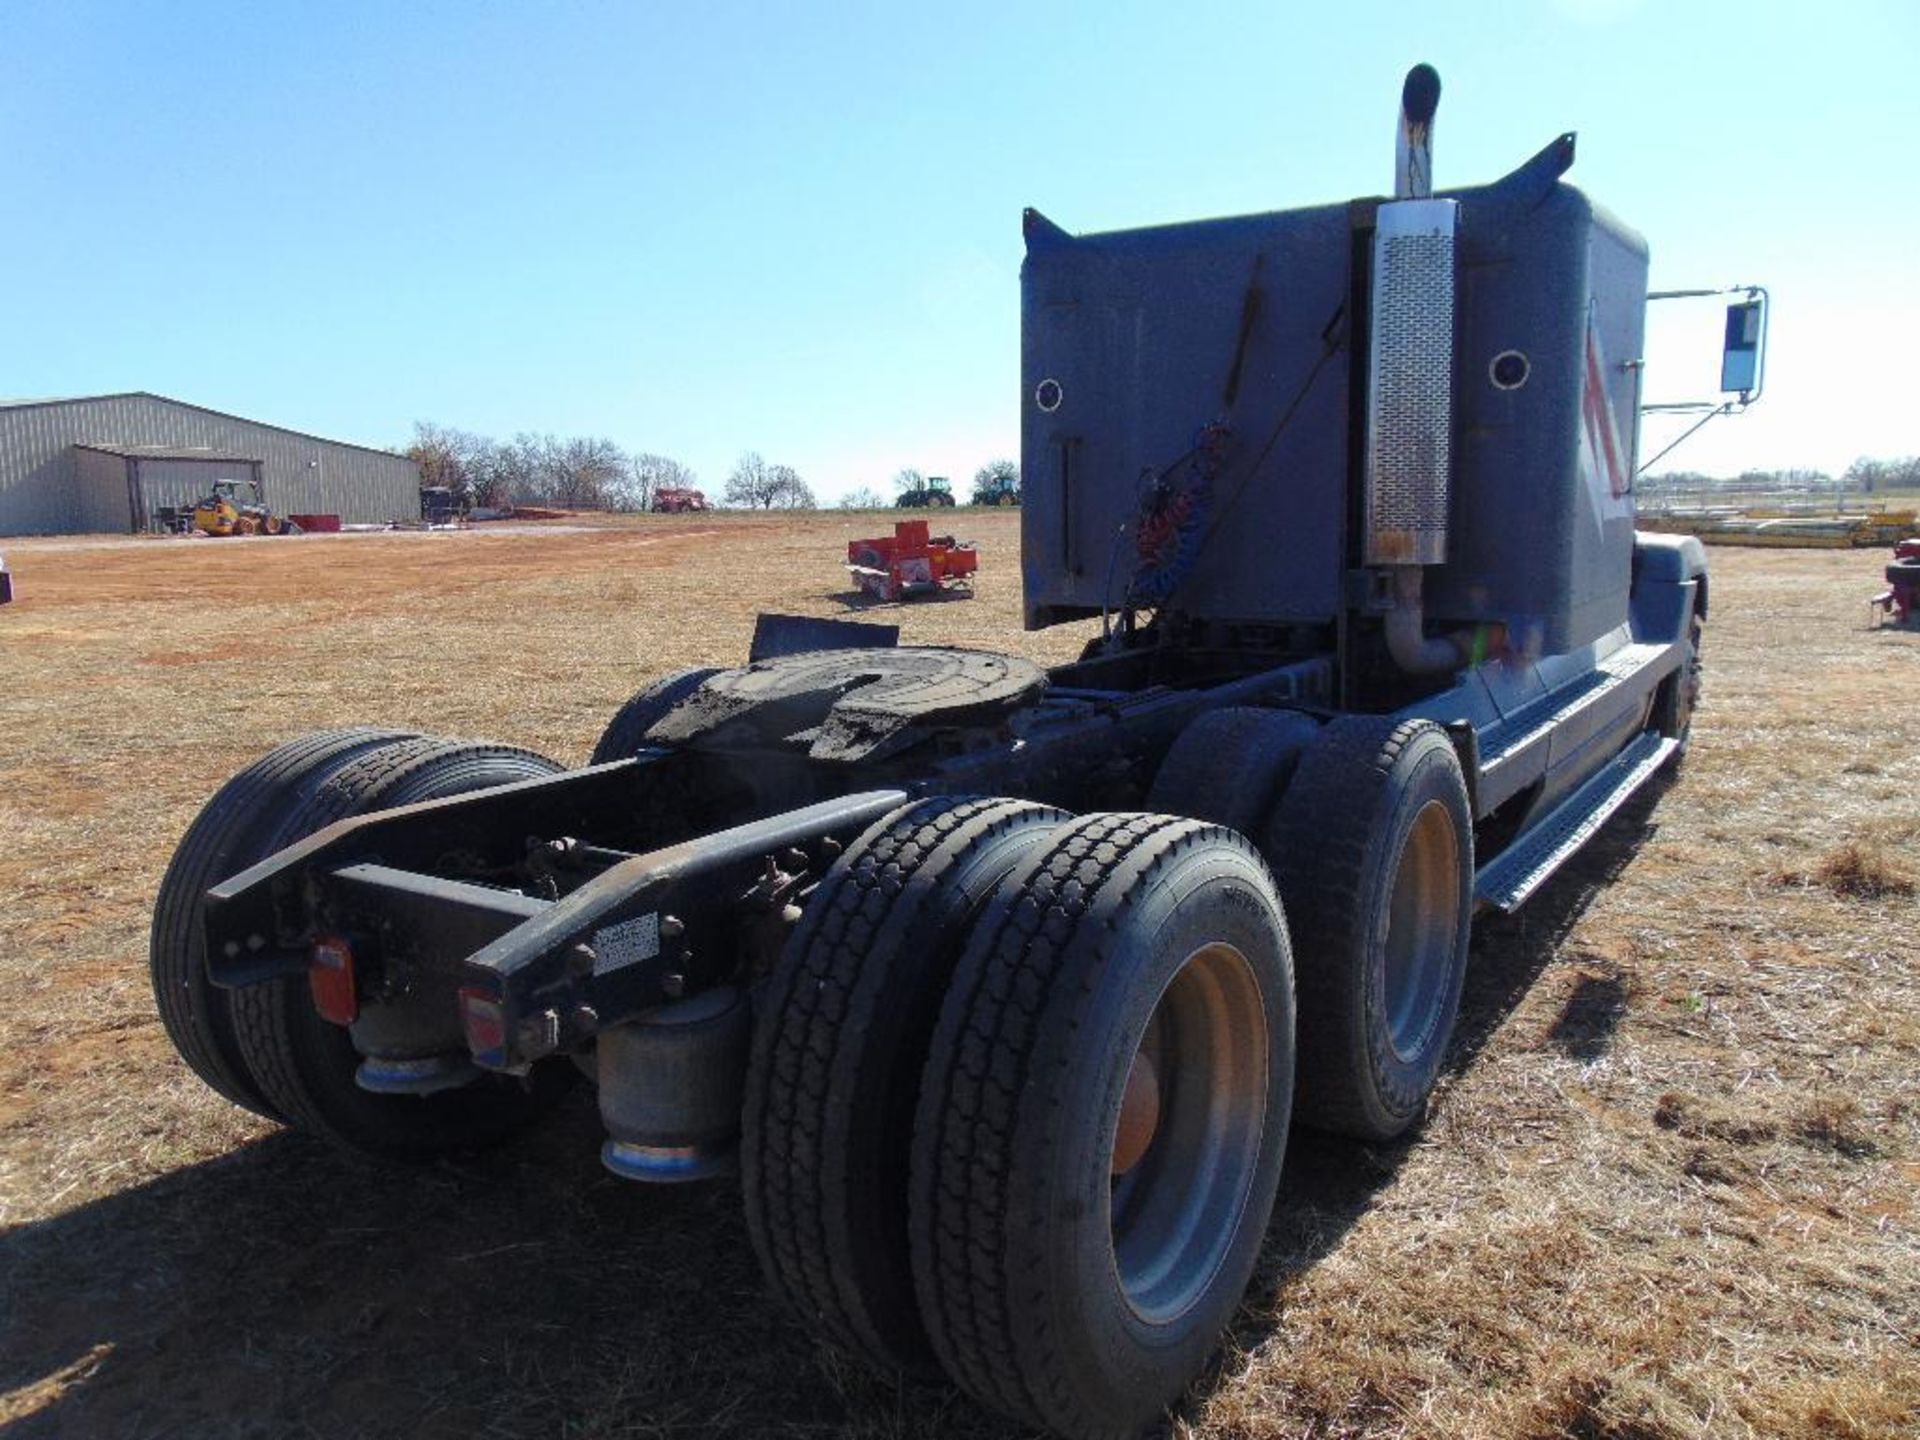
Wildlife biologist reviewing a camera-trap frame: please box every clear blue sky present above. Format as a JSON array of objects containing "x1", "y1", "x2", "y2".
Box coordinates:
[{"x1": 3, "y1": 1, "x2": 1912, "y2": 500}]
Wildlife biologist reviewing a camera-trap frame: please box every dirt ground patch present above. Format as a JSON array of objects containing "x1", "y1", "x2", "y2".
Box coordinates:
[{"x1": 1, "y1": 521, "x2": 1914, "y2": 1439}]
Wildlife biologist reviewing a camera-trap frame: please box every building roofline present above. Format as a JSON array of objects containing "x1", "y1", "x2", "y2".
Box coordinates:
[
  {"x1": 72, "y1": 442, "x2": 263, "y2": 463},
  {"x1": 0, "y1": 391, "x2": 413, "y2": 465}
]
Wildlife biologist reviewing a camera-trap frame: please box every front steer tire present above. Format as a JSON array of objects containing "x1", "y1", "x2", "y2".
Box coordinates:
[
  {"x1": 225, "y1": 738, "x2": 578, "y2": 1158},
  {"x1": 1265, "y1": 716, "x2": 1472, "y2": 1143},
  {"x1": 742, "y1": 795, "x2": 1065, "y2": 1376},
  {"x1": 910, "y1": 813, "x2": 1294, "y2": 1440},
  {"x1": 1654, "y1": 610, "x2": 1705, "y2": 754}
]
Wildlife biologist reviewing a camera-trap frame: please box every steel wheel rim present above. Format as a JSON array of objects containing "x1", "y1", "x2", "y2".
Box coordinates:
[
  {"x1": 1383, "y1": 799, "x2": 1460, "y2": 1060},
  {"x1": 1109, "y1": 941, "x2": 1268, "y2": 1324}
]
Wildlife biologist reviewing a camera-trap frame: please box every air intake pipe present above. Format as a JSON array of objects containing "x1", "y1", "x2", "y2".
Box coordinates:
[{"x1": 1367, "y1": 65, "x2": 1479, "y2": 675}]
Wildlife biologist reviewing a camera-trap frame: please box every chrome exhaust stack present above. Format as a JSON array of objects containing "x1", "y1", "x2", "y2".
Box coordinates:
[
  {"x1": 1394, "y1": 62, "x2": 1440, "y2": 201},
  {"x1": 1370, "y1": 64, "x2": 1468, "y2": 674}
]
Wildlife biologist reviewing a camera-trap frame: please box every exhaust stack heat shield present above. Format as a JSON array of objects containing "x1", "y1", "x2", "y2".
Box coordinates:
[{"x1": 1364, "y1": 198, "x2": 1457, "y2": 566}]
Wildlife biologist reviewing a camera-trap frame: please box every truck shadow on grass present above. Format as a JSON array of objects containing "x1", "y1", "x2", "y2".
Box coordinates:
[{"x1": 2, "y1": 785, "x2": 1669, "y2": 1440}]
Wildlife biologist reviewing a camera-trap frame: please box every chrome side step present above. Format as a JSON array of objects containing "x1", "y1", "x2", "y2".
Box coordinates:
[{"x1": 1474, "y1": 730, "x2": 1678, "y2": 913}]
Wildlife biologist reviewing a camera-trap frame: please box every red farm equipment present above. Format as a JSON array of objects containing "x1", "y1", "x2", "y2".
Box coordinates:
[
  {"x1": 652, "y1": 487, "x2": 710, "y2": 513},
  {"x1": 1872, "y1": 537, "x2": 1920, "y2": 627},
  {"x1": 845, "y1": 518, "x2": 977, "y2": 601}
]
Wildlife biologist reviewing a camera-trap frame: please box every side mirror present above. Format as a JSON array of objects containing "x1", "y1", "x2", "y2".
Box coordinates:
[
  {"x1": 1720, "y1": 297, "x2": 1765, "y2": 397},
  {"x1": 1639, "y1": 284, "x2": 1769, "y2": 473}
]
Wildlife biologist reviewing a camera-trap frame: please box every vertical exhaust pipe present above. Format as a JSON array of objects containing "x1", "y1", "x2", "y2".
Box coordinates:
[
  {"x1": 1395, "y1": 63, "x2": 1441, "y2": 200},
  {"x1": 1370, "y1": 63, "x2": 1468, "y2": 674}
]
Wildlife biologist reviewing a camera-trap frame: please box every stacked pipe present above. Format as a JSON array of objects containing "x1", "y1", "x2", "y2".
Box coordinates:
[{"x1": 1369, "y1": 65, "x2": 1468, "y2": 675}]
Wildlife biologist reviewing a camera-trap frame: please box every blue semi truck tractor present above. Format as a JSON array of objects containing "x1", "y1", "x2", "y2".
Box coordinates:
[{"x1": 153, "y1": 66, "x2": 1726, "y2": 1440}]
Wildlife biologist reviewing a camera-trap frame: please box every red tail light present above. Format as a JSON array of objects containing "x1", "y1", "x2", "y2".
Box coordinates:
[{"x1": 308, "y1": 936, "x2": 359, "y2": 1025}]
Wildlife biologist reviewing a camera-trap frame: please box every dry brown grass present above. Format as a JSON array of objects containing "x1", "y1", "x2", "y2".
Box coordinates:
[
  {"x1": 1, "y1": 525, "x2": 1915, "y2": 1439},
  {"x1": 1772, "y1": 840, "x2": 1916, "y2": 900}
]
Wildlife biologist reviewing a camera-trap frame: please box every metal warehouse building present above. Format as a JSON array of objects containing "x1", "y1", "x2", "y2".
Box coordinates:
[{"x1": 0, "y1": 393, "x2": 421, "y2": 536}]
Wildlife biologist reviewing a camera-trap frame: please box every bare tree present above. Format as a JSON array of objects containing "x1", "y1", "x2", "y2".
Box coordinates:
[
  {"x1": 478, "y1": 433, "x2": 546, "y2": 506},
  {"x1": 532, "y1": 436, "x2": 624, "y2": 509},
  {"x1": 724, "y1": 452, "x2": 777, "y2": 508},
  {"x1": 488, "y1": 434, "x2": 627, "y2": 509},
  {"x1": 723, "y1": 454, "x2": 815, "y2": 509},
  {"x1": 838, "y1": 484, "x2": 886, "y2": 509},
  {"x1": 892, "y1": 467, "x2": 926, "y2": 496},
  {"x1": 768, "y1": 465, "x2": 816, "y2": 510},
  {"x1": 408, "y1": 421, "x2": 495, "y2": 505},
  {"x1": 1845, "y1": 456, "x2": 1920, "y2": 495},
  {"x1": 411, "y1": 425, "x2": 687, "y2": 512},
  {"x1": 616, "y1": 452, "x2": 698, "y2": 512}
]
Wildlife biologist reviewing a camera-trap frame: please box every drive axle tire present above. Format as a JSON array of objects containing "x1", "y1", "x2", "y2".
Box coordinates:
[
  {"x1": 589, "y1": 667, "x2": 722, "y2": 764},
  {"x1": 743, "y1": 796, "x2": 1066, "y2": 1375},
  {"x1": 1147, "y1": 706, "x2": 1321, "y2": 835},
  {"x1": 151, "y1": 728, "x2": 420, "y2": 1118},
  {"x1": 227, "y1": 739, "x2": 577, "y2": 1158},
  {"x1": 1265, "y1": 717, "x2": 1471, "y2": 1143},
  {"x1": 910, "y1": 814, "x2": 1294, "y2": 1440}
]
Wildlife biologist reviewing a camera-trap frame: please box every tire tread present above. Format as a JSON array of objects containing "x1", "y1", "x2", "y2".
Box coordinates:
[
  {"x1": 743, "y1": 795, "x2": 1062, "y2": 1373},
  {"x1": 910, "y1": 812, "x2": 1234, "y2": 1435},
  {"x1": 148, "y1": 727, "x2": 417, "y2": 1116},
  {"x1": 1264, "y1": 715, "x2": 1464, "y2": 1138},
  {"x1": 227, "y1": 741, "x2": 565, "y2": 1152},
  {"x1": 589, "y1": 668, "x2": 720, "y2": 765}
]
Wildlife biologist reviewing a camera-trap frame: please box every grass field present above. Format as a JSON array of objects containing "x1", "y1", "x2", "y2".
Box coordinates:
[{"x1": 1, "y1": 515, "x2": 1915, "y2": 1439}]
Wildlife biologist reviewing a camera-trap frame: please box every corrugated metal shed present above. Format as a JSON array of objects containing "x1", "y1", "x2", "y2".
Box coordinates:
[{"x1": 0, "y1": 393, "x2": 420, "y2": 535}]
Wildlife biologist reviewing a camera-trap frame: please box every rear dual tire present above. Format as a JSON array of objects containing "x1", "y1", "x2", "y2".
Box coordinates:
[
  {"x1": 742, "y1": 796, "x2": 1066, "y2": 1374},
  {"x1": 748, "y1": 803, "x2": 1295, "y2": 1437},
  {"x1": 1149, "y1": 707, "x2": 1475, "y2": 1147},
  {"x1": 150, "y1": 731, "x2": 576, "y2": 1157},
  {"x1": 589, "y1": 667, "x2": 721, "y2": 764},
  {"x1": 1145, "y1": 705, "x2": 1318, "y2": 834},
  {"x1": 150, "y1": 728, "x2": 414, "y2": 1119},
  {"x1": 910, "y1": 814, "x2": 1294, "y2": 1439}
]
